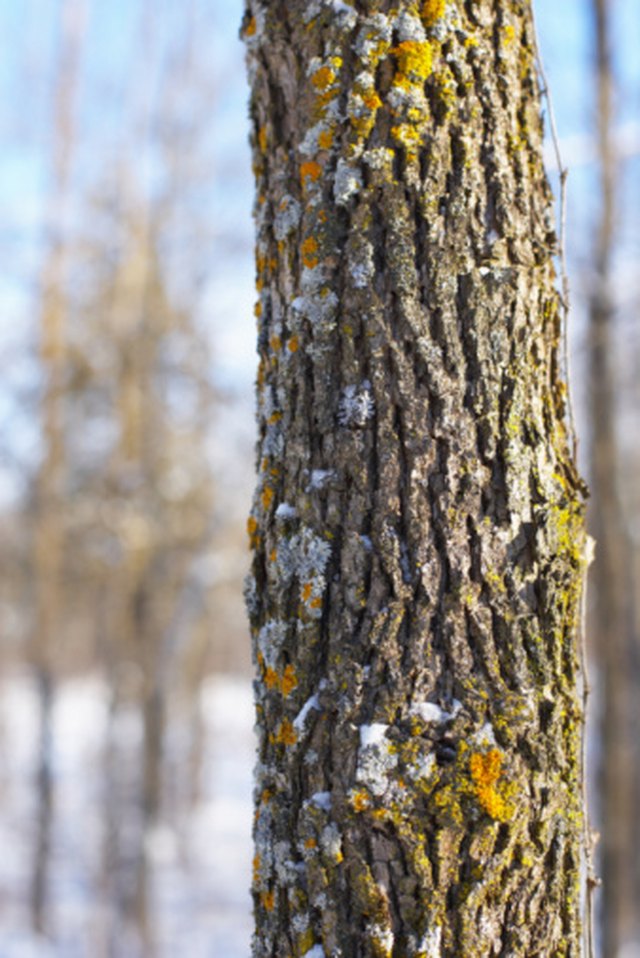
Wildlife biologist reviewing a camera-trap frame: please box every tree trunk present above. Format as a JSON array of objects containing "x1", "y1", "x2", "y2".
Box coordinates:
[
  {"x1": 30, "y1": 0, "x2": 85, "y2": 933},
  {"x1": 244, "y1": 2, "x2": 587, "y2": 955}
]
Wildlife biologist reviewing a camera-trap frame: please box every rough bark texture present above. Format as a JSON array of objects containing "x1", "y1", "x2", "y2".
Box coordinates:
[{"x1": 244, "y1": 2, "x2": 587, "y2": 955}]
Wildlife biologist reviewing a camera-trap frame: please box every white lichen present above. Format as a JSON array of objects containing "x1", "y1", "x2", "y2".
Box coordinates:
[
  {"x1": 273, "y1": 195, "x2": 301, "y2": 240},
  {"x1": 307, "y1": 469, "x2": 334, "y2": 491},
  {"x1": 338, "y1": 382, "x2": 375, "y2": 427},
  {"x1": 419, "y1": 925, "x2": 443, "y2": 958},
  {"x1": 257, "y1": 619, "x2": 288, "y2": 668},
  {"x1": 334, "y1": 158, "x2": 363, "y2": 206},
  {"x1": 350, "y1": 240, "x2": 375, "y2": 289},
  {"x1": 273, "y1": 841, "x2": 298, "y2": 885},
  {"x1": 409, "y1": 752, "x2": 437, "y2": 781},
  {"x1": 393, "y1": 10, "x2": 426, "y2": 42},
  {"x1": 291, "y1": 289, "x2": 339, "y2": 329},
  {"x1": 369, "y1": 923, "x2": 395, "y2": 954},
  {"x1": 353, "y1": 14, "x2": 392, "y2": 61},
  {"x1": 357, "y1": 724, "x2": 398, "y2": 797},
  {"x1": 364, "y1": 147, "x2": 395, "y2": 172},
  {"x1": 320, "y1": 822, "x2": 342, "y2": 860},
  {"x1": 472, "y1": 722, "x2": 497, "y2": 748}
]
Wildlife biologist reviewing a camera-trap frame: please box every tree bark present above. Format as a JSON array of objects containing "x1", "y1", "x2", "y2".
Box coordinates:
[{"x1": 244, "y1": 2, "x2": 587, "y2": 955}]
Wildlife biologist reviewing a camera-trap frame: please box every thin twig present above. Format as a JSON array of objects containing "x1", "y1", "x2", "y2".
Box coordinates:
[{"x1": 530, "y1": 10, "x2": 578, "y2": 464}]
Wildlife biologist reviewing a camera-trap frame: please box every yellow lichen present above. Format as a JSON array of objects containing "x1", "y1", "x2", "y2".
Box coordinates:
[
  {"x1": 261, "y1": 486, "x2": 275, "y2": 510},
  {"x1": 391, "y1": 123, "x2": 423, "y2": 156},
  {"x1": 469, "y1": 749, "x2": 514, "y2": 822},
  {"x1": 392, "y1": 40, "x2": 433, "y2": 82},
  {"x1": 421, "y1": 0, "x2": 446, "y2": 26}
]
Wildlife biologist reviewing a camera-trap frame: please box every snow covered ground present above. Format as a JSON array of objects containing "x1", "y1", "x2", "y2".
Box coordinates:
[{"x1": 0, "y1": 673, "x2": 255, "y2": 957}]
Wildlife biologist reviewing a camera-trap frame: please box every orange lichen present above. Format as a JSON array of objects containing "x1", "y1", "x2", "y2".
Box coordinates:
[
  {"x1": 301, "y1": 582, "x2": 314, "y2": 602},
  {"x1": 469, "y1": 749, "x2": 514, "y2": 822},
  {"x1": 304, "y1": 837, "x2": 317, "y2": 849},
  {"x1": 270, "y1": 335, "x2": 281, "y2": 351},
  {"x1": 281, "y1": 665, "x2": 298, "y2": 697},
  {"x1": 258, "y1": 125, "x2": 268, "y2": 152},
  {"x1": 247, "y1": 515, "x2": 260, "y2": 549},
  {"x1": 421, "y1": 0, "x2": 446, "y2": 26},
  {"x1": 261, "y1": 486, "x2": 275, "y2": 510},
  {"x1": 264, "y1": 667, "x2": 280, "y2": 690},
  {"x1": 301, "y1": 236, "x2": 320, "y2": 268},
  {"x1": 300, "y1": 161, "x2": 322, "y2": 187},
  {"x1": 254, "y1": 301, "x2": 262, "y2": 318},
  {"x1": 269, "y1": 547, "x2": 277, "y2": 562},
  {"x1": 268, "y1": 411, "x2": 283, "y2": 425},
  {"x1": 260, "y1": 890, "x2": 275, "y2": 911},
  {"x1": 253, "y1": 854, "x2": 261, "y2": 883},
  {"x1": 274, "y1": 719, "x2": 297, "y2": 746},
  {"x1": 318, "y1": 129, "x2": 335, "y2": 150},
  {"x1": 287, "y1": 335, "x2": 299, "y2": 353},
  {"x1": 363, "y1": 90, "x2": 383, "y2": 111},
  {"x1": 312, "y1": 66, "x2": 337, "y2": 90},
  {"x1": 309, "y1": 597, "x2": 322, "y2": 610},
  {"x1": 245, "y1": 16, "x2": 257, "y2": 37},
  {"x1": 350, "y1": 790, "x2": 371, "y2": 812}
]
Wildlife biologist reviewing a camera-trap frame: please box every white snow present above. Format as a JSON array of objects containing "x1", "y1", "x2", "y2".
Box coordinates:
[
  {"x1": 294, "y1": 695, "x2": 321, "y2": 730},
  {"x1": 410, "y1": 700, "x2": 461, "y2": 724},
  {"x1": 311, "y1": 792, "x2": 332, "y2": 812},
  {"x1": 359, "y1": 723, "x2": 389, "y2": 748},
  {"x1": 302, "y1": 945, "x2": 327, "y2": 958},
  {"x1": 275, "y1": 502, "x2": 297, "y2": 519},
  {"x1": 0, "y1": 672, "x2": 255, "y2": 958}
]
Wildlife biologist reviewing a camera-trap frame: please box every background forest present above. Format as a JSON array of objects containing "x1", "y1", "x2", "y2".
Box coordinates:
[{"x1": 0, "y1": 1, "x2": 638, "y2": 956}]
